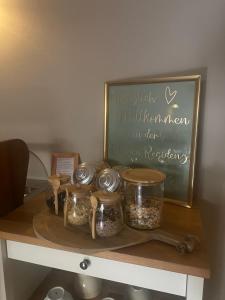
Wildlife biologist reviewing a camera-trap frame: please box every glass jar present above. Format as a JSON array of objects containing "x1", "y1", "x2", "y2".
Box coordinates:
[
  {"x1": 90, "y1": 191, "x2": 124, "y2": 238},
  {"x1": 75, "y1": 163, "x2": 97, "y2": 185},
  {"x1": 95, "y1": 168, "x2": 122, "y2": 192},
  {"x1": 74, "y1": 161, "x2": 110, "y2": 190},
  {"x1": 64, "y1": 185, "x2": 91, "y2": 227},
  {"x1": 46, "y1": 189, "x2": 66, "y2": 213},
  {"x1": 48, "y1": 174, "x2": 71, "y2": 215},
  {"x1": 121, "y1": 168, "x2": 166, "y2": 230}
]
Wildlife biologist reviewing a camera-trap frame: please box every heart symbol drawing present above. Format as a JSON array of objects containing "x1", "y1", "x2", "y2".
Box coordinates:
[{"x1": 165, "y1": 86, "x2": 177, "y2": 105}]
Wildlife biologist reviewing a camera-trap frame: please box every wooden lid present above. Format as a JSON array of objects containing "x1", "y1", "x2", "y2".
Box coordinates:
[
  {"x1": 92, "y1": 190, "x2": 120, "y2": 204},
  {"x1": 48, "y1": 174, "x2": 71, "y2": 185},
  {"x1": 121, "y1": 168, "x2": 166, "y2": 185},
  {"x1": 66, "y1": 184, "x2": 91, "y2": 196}
]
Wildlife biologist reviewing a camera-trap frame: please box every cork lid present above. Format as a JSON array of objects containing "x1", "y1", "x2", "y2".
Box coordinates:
[
  {"x1": 92, "y1": 190, "x2": 120, "y2": 204},
  {"x1": 66, "y1": 184, "x2": 91, "y2": 196},
  {"x1": 121, "y1": 168, "x2": 166, "y2": 185},
  {"x1": 48, "y1": 174, "x2": 71, "y2": 185}
]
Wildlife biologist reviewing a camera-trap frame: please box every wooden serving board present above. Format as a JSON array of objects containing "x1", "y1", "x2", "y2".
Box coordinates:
[{"x1": 33, "y1": 209, "x2": 153, "y2": 253}]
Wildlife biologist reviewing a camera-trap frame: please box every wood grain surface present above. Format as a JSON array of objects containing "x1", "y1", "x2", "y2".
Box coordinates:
[
  {"x1": 0, "y1": 192, "x2": 210, "y2": 278},
  {"x1": 33, "y1": 209, "x2": 165, "y2": 253}
]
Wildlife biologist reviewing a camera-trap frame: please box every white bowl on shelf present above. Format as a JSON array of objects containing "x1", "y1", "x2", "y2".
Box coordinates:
[
  {"x1": 44, "y1": 286, "x2": 74, "y2": 300},
  {"x1": 127, "y1": 285, "x2": 153, "y2": 300},
  {"x1": 73, "y1": 274, "x2": 103, "y2": 299}
]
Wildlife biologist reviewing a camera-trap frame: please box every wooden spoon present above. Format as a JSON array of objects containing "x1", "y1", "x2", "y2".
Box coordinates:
[
  {"x1": 48, "y1": 176, "x2": 60, "y2": 215},
  {"x1": 90, "y1": 196, "x2": 98, "y2": 239}
]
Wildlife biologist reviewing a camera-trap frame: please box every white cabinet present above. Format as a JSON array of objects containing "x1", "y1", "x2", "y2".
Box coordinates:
[
  {"x1": 4, "y1": 240, "x2": 204, "y2": 300},
  {"x1": 0, "y1": 197, "x2": 208, "y2": 300}
]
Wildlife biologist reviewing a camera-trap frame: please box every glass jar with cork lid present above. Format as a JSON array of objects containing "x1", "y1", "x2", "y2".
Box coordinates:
[
  {"x1": 90, "y1": 191, "x2": 124, "y2": 238},
  {"x1": 121, "y1": 168, "x2": 166, "y2": 230},
  {"x1": 64, "y1": 185, "x2": 92, "y2": 227}
]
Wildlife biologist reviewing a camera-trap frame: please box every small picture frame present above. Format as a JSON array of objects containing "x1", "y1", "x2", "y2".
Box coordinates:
[{"x1": 51, "y1": 152, "x2": 80, "y2": 181}]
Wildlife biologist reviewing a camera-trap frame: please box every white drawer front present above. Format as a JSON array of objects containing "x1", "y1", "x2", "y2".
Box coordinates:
[{"x1": 7, "y1": 241, "x2": 187, "y2": 296}]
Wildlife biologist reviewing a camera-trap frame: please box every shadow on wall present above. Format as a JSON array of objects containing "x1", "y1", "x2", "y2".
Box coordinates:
[
  {"x1": 27, "y1": 139, "x2": 81, "y2": 178},
  {"x1": 110, "y1": 67, "x2": 208, "y2": 84},
  {"x1": 193, "y1": 68, "x2": 207, "y2": 205},
  {"x1": 199, "y1": 164, "x2": 225, "y2": 300},
  {"x1": 193, "y1": 67, "x2": 225, "y2": 300},
  {"x1": 28, "y1": 139, "x2": 77, "y2": 153}
]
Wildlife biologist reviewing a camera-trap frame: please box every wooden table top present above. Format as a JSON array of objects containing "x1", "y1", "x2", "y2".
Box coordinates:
[{"x1": 0, "y1": 192, "x2": 210, "y2": 278}]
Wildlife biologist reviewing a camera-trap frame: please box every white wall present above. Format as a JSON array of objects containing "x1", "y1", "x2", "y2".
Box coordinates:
[
  {"x1": 0, "y1": 0, "x2": 225, "y2": 299},
  {"x1": 0, "y1": 240, "x2": 49, "y2": 300}
]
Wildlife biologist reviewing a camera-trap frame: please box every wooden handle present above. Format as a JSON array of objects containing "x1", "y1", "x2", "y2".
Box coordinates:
[
  {"x1": 149, "y1": 229, "x2": 200, "y2": 254},
  {"x1": 48, "y1": 177, "x2": 60, "y2": 216},
  {"x1": 90, "y1": 196, "x2": 98, "y2": 239},
  {"x1": 63, "y1": 188, "x2": 69, "y2": 227},
  {"x1": 53, "y1": 190, "x2": 59, "y2": 216}
]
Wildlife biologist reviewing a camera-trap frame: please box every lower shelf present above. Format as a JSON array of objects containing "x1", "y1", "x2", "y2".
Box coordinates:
[{"x1": 29, "y1": 268, "x2": 184, "y2": 300}]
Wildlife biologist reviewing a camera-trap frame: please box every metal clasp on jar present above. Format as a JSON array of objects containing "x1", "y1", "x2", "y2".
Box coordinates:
[{"x1": 96, "y1": 168, "x2": 122, "y2": 192}]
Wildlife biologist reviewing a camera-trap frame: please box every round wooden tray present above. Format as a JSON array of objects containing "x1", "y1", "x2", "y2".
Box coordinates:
[{"x1": 33, "y1": 209, "x2": 152, "y2": 253}]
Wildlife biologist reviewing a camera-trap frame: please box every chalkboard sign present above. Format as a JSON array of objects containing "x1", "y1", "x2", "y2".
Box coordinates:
[{"x1": 104, "y1": 75, "x2": 201, "y2": 207}]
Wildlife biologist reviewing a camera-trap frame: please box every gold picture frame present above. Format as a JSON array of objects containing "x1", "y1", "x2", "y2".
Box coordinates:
[{"x1": 104, "y1": 75, "x2": 201, "y2": 207}]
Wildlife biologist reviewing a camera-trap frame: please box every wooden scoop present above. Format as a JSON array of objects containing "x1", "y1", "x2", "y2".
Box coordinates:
[
  {"x1": 63, "y1": 187, "x2": 69, "y2": 227},
  {"x1": 48, "y1": 176, "x2": 60, "y2": 215},
  {"x1": 90, "y1": 196, "x2": 98, "y2": 239}
]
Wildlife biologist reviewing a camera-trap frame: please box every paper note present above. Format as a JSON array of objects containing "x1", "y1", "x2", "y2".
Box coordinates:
[{"x1": 56, "y1": 157, "x2": 74, "y2": 182}]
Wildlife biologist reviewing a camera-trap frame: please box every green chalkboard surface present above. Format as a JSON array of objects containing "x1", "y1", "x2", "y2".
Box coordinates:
[{"x1": 104, "y1": 75, "x2": 201, "y2": 207}]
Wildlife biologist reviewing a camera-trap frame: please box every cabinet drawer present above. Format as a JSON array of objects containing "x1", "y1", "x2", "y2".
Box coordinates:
[{"x1": 7, "y1": 241, "x2": 187, "y2": 296}]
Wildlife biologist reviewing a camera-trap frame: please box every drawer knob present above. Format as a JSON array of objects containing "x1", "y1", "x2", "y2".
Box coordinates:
[{"x1": 80, "y1": 259, "x2": 90, "y2": 270}]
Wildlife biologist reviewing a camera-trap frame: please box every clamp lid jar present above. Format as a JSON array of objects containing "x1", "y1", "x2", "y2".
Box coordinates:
[
  {"x1": 95, "y1": 168, "x2": 122, "y2": 192},
  {"x1": 90, "y1": 191, "x2": 124, "y2": 238},
  {"x1": 64, "y1": 184, "x2": 92, "y2": 227},
  {"x1": 121, "y1": 168, "x2": 166, "y2": 230}
]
